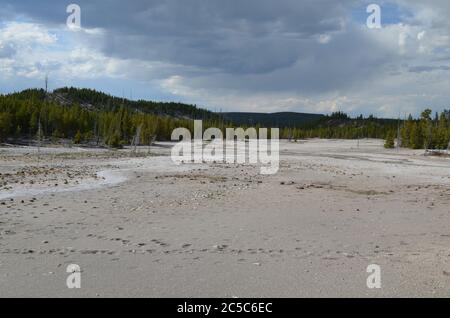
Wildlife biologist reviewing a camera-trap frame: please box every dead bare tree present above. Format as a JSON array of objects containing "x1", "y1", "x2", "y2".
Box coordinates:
[
  {"x1": 37, "y1": 115, "x2": 42, "y2": 160},
  {"x1": 148, "y1": 135, "x2": 156, "y2": 154},
  {"x1": 132, "y1": 124, "x2": 143, "y2": 153}
]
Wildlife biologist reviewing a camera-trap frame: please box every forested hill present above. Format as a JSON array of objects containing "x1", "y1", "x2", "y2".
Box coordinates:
[
  {"x1": 222, "y1": 112, "x2": 324, "y2": 128},
  {"x1": 0, "y1": 87, "x2": 228, "y2": 146},
  {"x1": 9, "y1": 87, "x2": 219, "y2": 120}
]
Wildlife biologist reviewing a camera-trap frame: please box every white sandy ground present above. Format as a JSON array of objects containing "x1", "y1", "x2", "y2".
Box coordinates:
[{"x1": 0, "y1": 139, "x2": 449, "y2": 297}]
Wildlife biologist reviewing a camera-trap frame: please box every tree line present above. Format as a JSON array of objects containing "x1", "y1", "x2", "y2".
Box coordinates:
[
  {"x1": 278, "y1": 110, "x2": 449, "y2": 150},
  {"x1": 0, "y1": 88, "x2": 449, "y2": 150},
  {"x1": 384, "y1": 109, "x2": 450, "y2": 149},
  {"x1": 278, "y1": 112, "x2": 398, "y2": 140}
]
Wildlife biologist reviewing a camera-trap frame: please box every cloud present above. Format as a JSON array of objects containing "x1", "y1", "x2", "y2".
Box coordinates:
[
  {"x1": 0, "y1": 43, "x2": 15, "y2": 59},
  {"x1": 408, "y1": 65, "x2": 450, "y2": 73},
  {"x1": 1, "y1": 0, "x2": 450, "y2": 116},
  {"x1": 0, "y1": 22, "x2": 57, "y2": 77},
  {"x1": 1, "y1": 0, "x2": 356, "y2": 75}
]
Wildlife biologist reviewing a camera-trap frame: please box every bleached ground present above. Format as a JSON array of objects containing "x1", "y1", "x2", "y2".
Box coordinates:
[{"x1": 0, "y1": 139, "x2": 449, "y2": 297}]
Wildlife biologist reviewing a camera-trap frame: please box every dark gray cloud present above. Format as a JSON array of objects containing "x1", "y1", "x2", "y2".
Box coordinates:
[
  {"x1": 409, "y1": 65, "x2": 450, "y2": 73},
  {"x1": 2, "y1": 0, "x2": 356, "y2": 75}
]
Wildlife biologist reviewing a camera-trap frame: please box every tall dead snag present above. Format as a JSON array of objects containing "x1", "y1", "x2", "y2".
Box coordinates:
[
  {"x1": 131, "y1": 124, "x2": 143, "y2": 153},
  {"x1": 148, "y1": 135, "x2": 156, "y2": 154}
]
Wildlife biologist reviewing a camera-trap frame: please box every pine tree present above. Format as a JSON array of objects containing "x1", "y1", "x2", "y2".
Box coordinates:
[
  {"x1": 409, "y1": 123, "x2": 422, "y2": 149},
  {"x1": 384, "y1": 132, "x2": 395, "y2": 148},
  {"x1": 74, "y1": 130, "x2": 83, "y2": 144}
]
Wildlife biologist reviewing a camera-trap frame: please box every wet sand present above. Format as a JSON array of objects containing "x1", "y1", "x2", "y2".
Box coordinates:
[{"x1": 0, "y1": 139, "x2": 449, "y2": 297}]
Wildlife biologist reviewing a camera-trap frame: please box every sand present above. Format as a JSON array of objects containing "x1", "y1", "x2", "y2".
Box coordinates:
[{"x1": 0, "y1": 139, "x2": 449, "y2": 297}]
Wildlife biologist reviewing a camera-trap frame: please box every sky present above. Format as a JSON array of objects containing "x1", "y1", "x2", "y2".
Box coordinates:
[{"x1": 1, "y1": 0, "x2": 450, "y2": 117}]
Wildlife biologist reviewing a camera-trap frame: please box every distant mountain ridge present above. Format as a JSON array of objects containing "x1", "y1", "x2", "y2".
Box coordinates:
[
  {"x1": 4, "y1": 88, "x2": 399, "y2": 129},
  {"x1": 222, "y1": 112, "x2": 324, "y2": 128},
  {"x1": 6, "y1": 87, "x2": 327, "y2": 127}
]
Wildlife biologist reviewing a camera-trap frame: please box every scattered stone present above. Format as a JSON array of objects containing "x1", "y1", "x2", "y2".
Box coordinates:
[{"x1": 213, "y1": 244, "x2": 228, "y2": 251}]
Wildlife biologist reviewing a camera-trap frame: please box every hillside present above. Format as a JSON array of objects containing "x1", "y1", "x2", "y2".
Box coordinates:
[
  {"x1": 222, "y1": 112, "x2": 324, "y2": 128},
  {"x1": 8, "y1": 87, "x2": 219, "y2": 120},
  {"x1": 0, "y1": 87, "x2": 227, "y2": 145}
]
